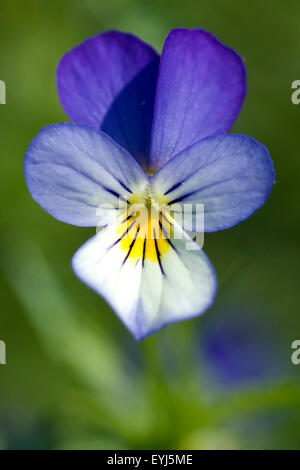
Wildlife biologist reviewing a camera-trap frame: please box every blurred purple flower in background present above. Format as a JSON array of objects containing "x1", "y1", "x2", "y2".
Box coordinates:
[
  {"x1": 24, "y1": 29, "x2": 274, "y2": 339},
  {"x1": 201, "y1": 309, "x2": 284, "y2": 387}
]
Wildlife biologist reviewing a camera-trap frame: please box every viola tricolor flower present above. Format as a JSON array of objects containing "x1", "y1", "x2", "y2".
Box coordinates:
[
  {"x1": 202, "y1": 310, "x2": 282, "y2": 387},
  {"x1": 24, "y1": 29, "x2": 275, "y2": 340}
]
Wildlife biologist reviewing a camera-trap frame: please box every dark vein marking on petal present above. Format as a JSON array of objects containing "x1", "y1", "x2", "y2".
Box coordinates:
[
  {"x1": 102, "y1": 186, "x2": 127, "y2": 201},
  {"x1": 153, "y1": 228, "x2": 165, "y2": 277},
  {"x1": 164, "y1": 180, "x2": 186, "y2": 196},
  {"x1": 38, "y1": 161, "x2": 130, "y2": 203},
  {"x1": 123, "y1": 226, "x2": 140, "y2": 265},
  {"x1": 117, "y1": 179, "x2": 132, "y2": 194},
  {"x1": 108, "y1": 219, "x2": 136, "y2": 250},
  {"x1": 159, "y1": 220, "x2": 178, "y2": 254},
  {"x1": 120, "y1": 213, "x2": 134, "y2": 224},
  {"x1": 167, "y1": 173, "x2": 250, "y2": 205},
  {"x1": 142, "y1": 236, "x2": 147, "y2": 268},
  {"x1": 168, "y1": 190, "x2": 198, "y2": 205}
]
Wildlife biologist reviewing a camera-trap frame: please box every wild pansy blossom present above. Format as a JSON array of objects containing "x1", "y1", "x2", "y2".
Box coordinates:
[
  {"x1": 24, "y1": 29, "x2": 274, "y2": 340},
  {"x1": 201, "y1": 310, "x2": 282, "y2": 387}
]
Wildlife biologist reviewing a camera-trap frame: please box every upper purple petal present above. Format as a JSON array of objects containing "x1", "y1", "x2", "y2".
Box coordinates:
[
  {"x1": 149, "y1": 28, "x2": 246, "y2": 169},
  {"x1": 57, "y1": 31, "x2": 159, "y2": 168}
]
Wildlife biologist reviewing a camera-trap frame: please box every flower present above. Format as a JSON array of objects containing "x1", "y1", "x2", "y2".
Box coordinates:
[
  {"x1": 24, "y1": 29, "x2": 275, "y2": 340},
  {"x1": 201, "y1": 309, "x2": 284, "y2": 387}
]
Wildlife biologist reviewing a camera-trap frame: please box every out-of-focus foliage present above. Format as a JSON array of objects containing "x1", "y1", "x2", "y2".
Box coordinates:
[{"x1": 0, "y1": 0, "x2": 299, "y2": 450}]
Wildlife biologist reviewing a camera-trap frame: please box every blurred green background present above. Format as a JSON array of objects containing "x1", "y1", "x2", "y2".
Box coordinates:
[{"x1": 0, "y1": 0, "x2": 300, "y2": 450}]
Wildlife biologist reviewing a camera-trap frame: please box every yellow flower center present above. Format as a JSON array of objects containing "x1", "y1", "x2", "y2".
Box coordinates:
[{"x1": 116, "y1": 184, "x2": 173, "y2": 267}]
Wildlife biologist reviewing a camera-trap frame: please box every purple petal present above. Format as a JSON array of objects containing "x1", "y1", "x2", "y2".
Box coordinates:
[
  {"x1": 151, "y1": 134, "x2": 275, "y2": 232},
  {"x1": 57, "y1": 31, "x2": 159, "y2": 168},
  {"x1": 202, "y1": 310, "x2": 283, "y2": 387},
  {"x1": 24, "y1": 123, "x2": 148, "y2": 227},
  {"x1": 150, "y1": 28, "x2": 246, "y2": 169}
]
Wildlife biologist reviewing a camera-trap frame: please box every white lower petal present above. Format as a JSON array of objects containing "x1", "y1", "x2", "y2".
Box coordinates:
[{"x1": 72, "y1": 217, "x2": 217, "y2": 339}]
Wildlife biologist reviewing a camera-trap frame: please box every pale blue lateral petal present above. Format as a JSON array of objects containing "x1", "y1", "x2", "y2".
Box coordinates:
[
  {"x1": 25, "y1": 123, "x2": 148, "y2": 227},
  {"x1": 72, "y1": 220, "x2": 217, "y2": 340},
  {"x1": 151, "y1": 134, "x2": 275, "y2": 232},
  {"x1": 150, "y1": 28, "x2": 246, "y2": 169}
]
